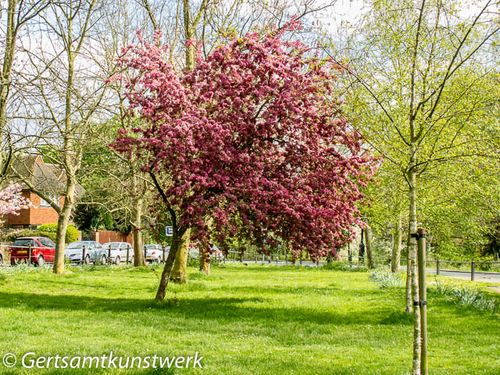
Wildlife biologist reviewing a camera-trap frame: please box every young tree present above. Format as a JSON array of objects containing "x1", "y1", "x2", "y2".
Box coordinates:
[
  {"x1": 114, "y1": 27, "x2": 373, "y2": 301},
  {"x1": 331, "y1": 0, "x2": 498, "y2": 373},
  {"x1": 11, "y1": 0, "x2": 106, "y2": 274},
  {"x1": 0, "y1": 0, "x2": 48, "y2": 177}
]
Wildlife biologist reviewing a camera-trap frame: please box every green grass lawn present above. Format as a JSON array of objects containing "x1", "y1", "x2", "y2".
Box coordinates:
[{"x1": 0, "y1": 263, "x2": 498, "y2": 374}]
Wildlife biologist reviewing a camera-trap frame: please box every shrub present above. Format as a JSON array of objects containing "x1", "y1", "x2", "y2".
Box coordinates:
[
  {"x1": 0, "y1": 224, "x2": 79, "y2": 244},
  {"x1": 38, "y1": 223, "x2": 79, "y2": 243},
  {"x1": 323, "y1": 261, "x2": 367, "y2": 272},
  {"x1": 434, "y1": 279, "x2": 496, "y2": 313},
  {"x1": 370, "y1": 270, "x2": 404, "y2": 288}
]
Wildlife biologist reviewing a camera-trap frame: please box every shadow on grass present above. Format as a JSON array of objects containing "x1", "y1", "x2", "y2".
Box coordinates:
[
  {"x1": 378, "y1": 311, "x2": 413, "y2": 325},
  {"x1": 0, "y1": 291, "x2": 399, "y2": 327}
]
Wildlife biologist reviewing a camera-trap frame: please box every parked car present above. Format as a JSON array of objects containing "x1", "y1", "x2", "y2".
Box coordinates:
[
  {"x1": 211, "y1": 245, "x2": 225, "y2": 261},
  {"x1": 65, "y1": 241, "x2": 105, "y2": 264},
  {"x1": 188, "y1": 247, "x2": 199, "y2": 259},
  {"x1": 9, "y1": 237, "x2": 56, "y2": 266},
  {"x1": 144, "y1": 244, "x2": 169, "y2": 263},
  {"x1": 101, "y1": 242, "x2": 133, "y2": 264},
  {"x1": 187, "y1": 245, "x2": 224, "y2": 260}
]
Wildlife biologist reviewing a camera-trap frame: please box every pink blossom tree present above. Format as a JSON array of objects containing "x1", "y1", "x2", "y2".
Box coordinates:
[
  {"x1": 114, "y1": 28, "x2": 374, "y2": 301},
  {"x1": 0, "y1": 184, "x2": 30, "y2": 216}
]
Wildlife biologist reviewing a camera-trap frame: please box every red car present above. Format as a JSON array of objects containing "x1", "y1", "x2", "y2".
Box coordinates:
[{"x1": 9, "y1": 237, "x2": 56, "y2": 266}]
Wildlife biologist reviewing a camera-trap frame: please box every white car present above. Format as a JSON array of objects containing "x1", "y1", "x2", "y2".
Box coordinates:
[
  {"x1": 101, "y1": 242, "x2": 133, "y2": 264},
  {"x1": 144, "y1": 244, "x2": 169, "y2": 263},
  {"x1": 65, "y1": 241, "x2": 105, "y2": 264}
]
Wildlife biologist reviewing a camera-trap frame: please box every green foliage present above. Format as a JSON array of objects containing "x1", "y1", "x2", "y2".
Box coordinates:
[
  {"x1": 37, "y1": 223, "x2": 79, "y2": 243},
  {"x1": 73, "y1": 204, "x2": 130, "y2": 233},
  {"x1": 0, "y1": 229, "x2": 39, "y2": 243},
  {"x1": 337, "y1": 0, "x2": 499, "y2": 262},
  {"x1": 482, "y1": 216, "x2": 500, "y2": 259}
]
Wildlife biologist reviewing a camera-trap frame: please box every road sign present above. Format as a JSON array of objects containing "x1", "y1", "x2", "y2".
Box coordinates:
[{"x1": 165, "y1": 226, "x2": 173, "y2": 236}]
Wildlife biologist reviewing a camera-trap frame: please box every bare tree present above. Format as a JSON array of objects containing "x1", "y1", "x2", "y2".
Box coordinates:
[
  {"x1": 0, "y1": 0, "x2": 48, "y2": 178},
  {"x1": 11, "y1": 0, "x2": 107, "y2": 274}
]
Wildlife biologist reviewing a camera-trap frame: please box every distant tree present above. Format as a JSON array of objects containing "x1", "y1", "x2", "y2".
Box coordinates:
[
  {"x1": 11, "y1": 0, "x2": 107, "y2": 274},
  {"x1": 114, "y1": 26, "x2": 373, "y2": 301},
  {"x1": 0, "y1": 0, "x2": 48, "y2": 177}
]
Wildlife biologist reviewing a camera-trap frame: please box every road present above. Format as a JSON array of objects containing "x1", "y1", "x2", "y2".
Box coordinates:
[
  {"x1": 232, "y1": 260, "x2": 500, "y2": 283},
  {"x1": 425, "y1": 268, "x2": 500, "y2": 283}
]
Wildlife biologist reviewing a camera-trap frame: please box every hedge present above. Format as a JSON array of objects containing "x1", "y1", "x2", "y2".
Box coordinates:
[{"x1": 0, "y1": 224, "x2": 79, "y2": 244}]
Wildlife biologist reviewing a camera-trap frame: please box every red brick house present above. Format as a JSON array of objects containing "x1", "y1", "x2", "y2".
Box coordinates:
[
  {"x1": 6, "y1": 190, "x2": 62, "y2": 228},
  {"x1": 3, "y1": 155, "x2": 81, "y2": 228}
]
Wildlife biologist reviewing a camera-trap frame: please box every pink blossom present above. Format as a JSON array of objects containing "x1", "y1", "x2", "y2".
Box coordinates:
[
  {"x1": 0, "y1": 184, "x2": 31, "y2": 215},
  {"x1": 111, "y1": 27, "x2": 375, "y2": 257}
]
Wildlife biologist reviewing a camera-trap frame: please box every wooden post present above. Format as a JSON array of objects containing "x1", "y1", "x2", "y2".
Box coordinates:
[
  {"x1": 436, "y1": 258, "x2": 440, "y2": 275},
  {"x1": 417, "y1": 228, "x2": 428, "y2": 375},
  {"x1": 365, "y1": 225, "x2": 374, "y2": 269},
  {"x1": 471, "y1": 260, "x2": 475, "y2": 281},
  {"x1": 82, "y1": 245, "x2": 86, "y2": 264},
  {"x1": 348, "y1": 243, "x2": 352, "y2": 268},
  {"x1": 28, "y1": 243, "x2": 32, "y2": 266}
]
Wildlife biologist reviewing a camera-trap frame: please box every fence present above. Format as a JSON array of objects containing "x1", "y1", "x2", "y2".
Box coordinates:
[
  {"x1": 223, "y1": 249, "x2": 323, "y2": 266},
  {"x1": 429, "y1": 259, "x2": 500, "y2": 281},
  {"x1": 2, "y1": 242, "x2": 499, "y2": 282}
]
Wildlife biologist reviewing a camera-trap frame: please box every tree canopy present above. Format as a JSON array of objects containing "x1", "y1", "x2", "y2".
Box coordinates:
[{"x1": 113, "y1": 27, "x2": 375, "y2": 298}]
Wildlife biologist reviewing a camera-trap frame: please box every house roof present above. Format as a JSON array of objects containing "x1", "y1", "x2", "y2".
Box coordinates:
[{"x1": 10, "y1": 154, "x2": 85, "y2": 197}]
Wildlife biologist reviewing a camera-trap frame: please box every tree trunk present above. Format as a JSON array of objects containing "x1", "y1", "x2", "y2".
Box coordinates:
[
  {"x1": 409, "y1": 148, "x2": 421, "y2": 375},
  {"x1": 132, "y1": 229, "x2": 145, "y2": 266},
  {"x1": 364, "y1": 225, "x2": 374, "y2": 269},
  {"x1": 166, "y1": 0, "x2": 196, "y2": 282},
  {"x1": 199, "y1": 245, "x2": 210, "y2": 274},
  {"x1": 132, "y1": 180, "x2": 145, "y2": 266},
  {"x1": 0, "y1": 0, "x2": 17, "y2": 133},
  {"x1": 155, "y1": 228, "x2": 186, "y2": 301},
  {"x1": 405, "y1": 238, "x2": 412, "y2": 313},
  {"x1": 183, "y1": 0, "x2": 195, "y2": 71},
  {"x1": 133, "y1": 207, "x2": 146, "y2": 267},
  {"x1": 54, "y1": 208, "x2": 70, "y2": 274},
  {"x1": 53, "y1": 179, "x2": 76, "y2": 274},
  {"x1": 391, "y1": 213, "x2": 403, "y2": 273},
  {"x1": 0, "y1": 0, "x2": 18, "y2": 173},
  {"x1": 170, "y1": 228, "x2": 190, "y2": 283}
]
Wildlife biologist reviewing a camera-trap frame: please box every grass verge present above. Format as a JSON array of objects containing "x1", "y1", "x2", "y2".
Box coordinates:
[{"x1": 0, "y1": 263, "x2": 498, "y2": 374}]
